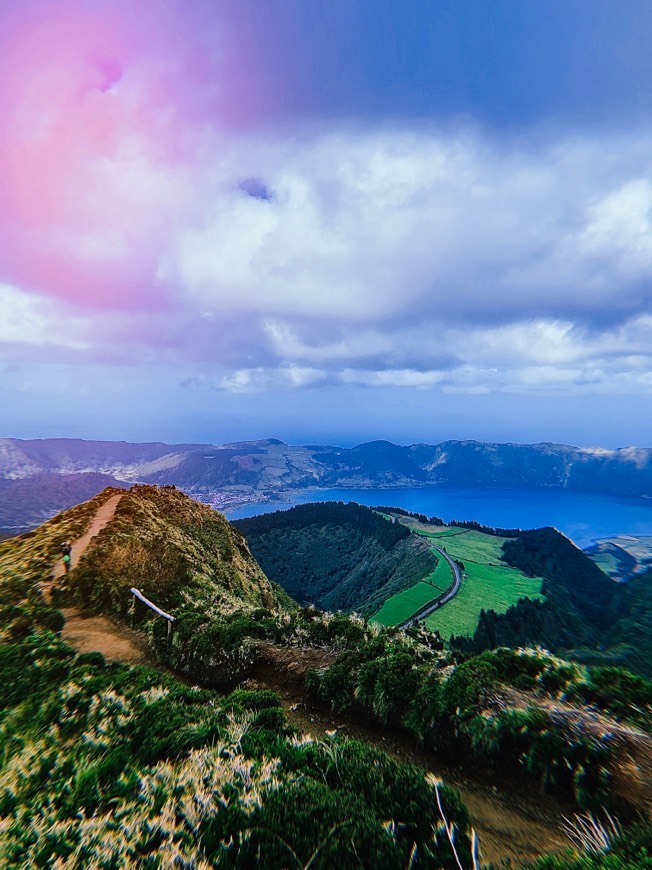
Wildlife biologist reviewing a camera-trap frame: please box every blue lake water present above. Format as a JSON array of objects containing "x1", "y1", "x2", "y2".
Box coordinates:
[{"x1": 225, "y1": 486, "x2": 652, "y2": 548}]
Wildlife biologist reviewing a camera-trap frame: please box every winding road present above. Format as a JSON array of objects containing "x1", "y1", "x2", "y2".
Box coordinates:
[{"x1": 398, "y1": 546, "x2": 462, "y2": 629}]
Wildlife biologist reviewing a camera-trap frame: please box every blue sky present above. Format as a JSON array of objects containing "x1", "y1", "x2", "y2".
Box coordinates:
[{"x1": 1, "y1": 0, "x2": 652, "y2": 448}]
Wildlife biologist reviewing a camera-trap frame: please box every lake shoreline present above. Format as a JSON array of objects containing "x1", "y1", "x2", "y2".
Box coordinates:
[{"x1": 221, "y1": 484, "x2": 652, "y2": 549}]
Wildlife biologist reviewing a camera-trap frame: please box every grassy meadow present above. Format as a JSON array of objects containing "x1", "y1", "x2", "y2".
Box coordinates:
[
  {"x1": 372, "y1": 520, "x2": 544, "y2": 639},
  {"x1": 424, "y1": 561, "x2": 544, "y2": 639},
  {"x1": 373, "y1": 555, "x2": 451, "y2": 625}
]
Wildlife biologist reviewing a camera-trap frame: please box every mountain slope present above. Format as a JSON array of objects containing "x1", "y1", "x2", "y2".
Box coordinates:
[
  {"x1": 235, "y1": 502, "x2": 438, "y2": 615},
  {"x1": 0, "y1": 471, "x2": 128, "y2": 534},
  {"x1": 0, "y1": 437, "x2": 207, "y2": 478},
  {"x1": 0, "y1": 484, "x2": 285, "y2": 640},
  {"x1": 459, "y1": 528, "x2": 652, "y2": 676},
  {"x1": 65, "y1": 485, "x2": 284, "y2": 619},
  {"x1": 2, "y1": 487, "x2": 651, "y2": 864},
  {"x1": 2, "y1": 438, "x2": 652, "y2": 508}
]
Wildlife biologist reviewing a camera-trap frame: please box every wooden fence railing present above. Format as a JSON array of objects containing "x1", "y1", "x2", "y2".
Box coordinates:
[{"x1": 130, "y1": 587, "x2": 175, "y2": 642}]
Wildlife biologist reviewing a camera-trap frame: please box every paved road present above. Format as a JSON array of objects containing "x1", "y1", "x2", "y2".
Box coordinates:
[{"x1": 399, "y1": 546, "x2": 462, "y2": 628}]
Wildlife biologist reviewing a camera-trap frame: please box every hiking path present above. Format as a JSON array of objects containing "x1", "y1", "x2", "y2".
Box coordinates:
[{"x1": 46, "y1": 493, "x2": 149, "y2": 665}]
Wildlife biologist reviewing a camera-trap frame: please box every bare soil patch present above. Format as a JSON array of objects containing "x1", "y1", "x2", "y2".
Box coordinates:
[{"x1": 59, "y1": 606, "x2": 150, "y2": 665}]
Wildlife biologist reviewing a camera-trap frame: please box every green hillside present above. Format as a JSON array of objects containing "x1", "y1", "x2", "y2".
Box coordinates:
[
  {"x1": 0, "y1": 631, "x2": 476, "y2": 867},
  {"x1": 234, "y1": 502, "x2": 438, "y2": 616},
  {"x1": 68, "y1": 484, "x2": 283, "y2": 619},
  {"x1": 459, "y1": 527, "x2": 652, "y2": 677},
  {"x1": 374, "y1": 556, "x2": 451, "y2": 625},
  {"x1": 2, "y1": 488, "x2": 652, "y2": 866},
  {"x1": 371, "y1": 519, "x2": 543, "y2": 638}
]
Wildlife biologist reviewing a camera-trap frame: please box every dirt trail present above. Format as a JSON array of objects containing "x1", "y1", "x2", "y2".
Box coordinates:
[
  {"x1": 59, "y1": 607, "x2": 150, "y2": 664},
  {"x1": 52, "y1": 492, "x2": 124, "y2": 579},
  {"x1": 245, "y1": 644, "x2": 573, "y2": 867},
  {"x1": 46, "y1": 493, "x2": 149, "y2": 665}
]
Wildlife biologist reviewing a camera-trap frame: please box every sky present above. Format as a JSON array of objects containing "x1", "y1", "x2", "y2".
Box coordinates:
[{"x1": 2, "y1": 0, "x2": 652, "y2": 448}]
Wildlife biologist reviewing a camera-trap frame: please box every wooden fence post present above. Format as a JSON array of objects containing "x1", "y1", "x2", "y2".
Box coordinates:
[{"x1": 129, "y1": 587, "x2": 175, "y2": 650}]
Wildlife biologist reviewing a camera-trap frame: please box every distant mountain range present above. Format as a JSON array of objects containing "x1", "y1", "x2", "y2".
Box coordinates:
[
  {"x1": 0, "y1": 471, "x2": 128, "y2": 533},
  {"x1": 1, "y1": 435, "x2": 651, "y2": 532}
]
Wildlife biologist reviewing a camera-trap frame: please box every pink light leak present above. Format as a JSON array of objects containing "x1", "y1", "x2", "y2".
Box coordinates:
[{"x1": 0, "y1": 0, "x2": 244, "y2": 310}]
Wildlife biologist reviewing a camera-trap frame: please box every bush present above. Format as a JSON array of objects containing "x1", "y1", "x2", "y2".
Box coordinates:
[
  {"x1": 404, "y1": 671, "x2": 443, "y2": 742},
  {"x1": 439, "y1": 658, "x2": 498, "y2": 717},
  {"x1": 357, "y1": 650, "x2": 421, "y2": 724},
  {"x1": 568, "y1": 666, "x2": 652, "y2": 730}
]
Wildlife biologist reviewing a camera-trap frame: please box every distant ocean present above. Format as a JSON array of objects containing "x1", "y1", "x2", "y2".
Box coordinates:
[{"x1": 225, "y1": 485, "x2": 652, "y2": 548}]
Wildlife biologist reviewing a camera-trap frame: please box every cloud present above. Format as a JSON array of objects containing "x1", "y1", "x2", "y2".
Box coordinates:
[
  {"x1": 0, "y1": 283, "x2": 92, "y2": 354},
  {"x1": 1, "y1": 0, "x2": 652, "y2": 401},
  {"x1": 167, "y1": 129, "x2": 652, "y2": 326},
  {"x1": 0, "y1": 0, "x2": 229, "y2": 308},
  {"x1": 215, "y1": 366, "x2": 327, "y2": 393}
]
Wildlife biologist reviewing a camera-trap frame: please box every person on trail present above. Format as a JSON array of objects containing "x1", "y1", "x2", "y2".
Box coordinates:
[{"x1": 60, "y1": 541, "x2": 72, "y2": 573}]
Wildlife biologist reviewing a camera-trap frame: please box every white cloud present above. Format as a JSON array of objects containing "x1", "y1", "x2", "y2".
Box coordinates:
[
  {"x1": 7, "y1": 122, "x2": 652, "y2": 400},
  {"x1": 579, "y1": 179, "x2": 652, "y2": 278},
  {"x1": 340, "y1": 368, "x2": 446, "y2": 387},
  {"x1": 216, "y1": 365, "x2": 326, "y2": 393},
  {"x1": 0, "y1": 284, "x2": 91, "y2": 350},
  {"x1": 164, "y1": 127, "x2": 652, "y2": 325}
]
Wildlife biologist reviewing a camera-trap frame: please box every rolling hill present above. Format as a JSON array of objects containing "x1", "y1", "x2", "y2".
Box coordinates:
[{"x1": 234, "y1": 501, "x2": 438, "y2": 616}]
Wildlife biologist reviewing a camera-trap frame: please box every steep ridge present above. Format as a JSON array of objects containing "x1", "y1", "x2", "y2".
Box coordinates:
[
  {"x1": 52, "y1": 491, "x2": 124, "y2": 578},
  {"x1": 45, "y1": 492, "x2": 149, "y2": 664},
  {"x1": 0, "y1": 485, "x2": 286, "y2": 664},
  {"x1": 59, "y1": 484, "x2": 285, "y2": 621}
]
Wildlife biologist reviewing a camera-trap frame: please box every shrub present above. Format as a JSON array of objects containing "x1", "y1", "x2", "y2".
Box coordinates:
[
  {"x1": 404, "y1": 670, "x2": 444, "y2": 742},
  {"x1": 357, "y1": 650, "x2": 421, "y2": 724},
  {"x1": 439, "y1": 658, "x2": 498, "y2": 717}
]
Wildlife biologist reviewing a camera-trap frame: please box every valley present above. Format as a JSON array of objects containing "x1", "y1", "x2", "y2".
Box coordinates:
[{"x1": 373, "y1": 518, "x2": 545, "y2": 638}]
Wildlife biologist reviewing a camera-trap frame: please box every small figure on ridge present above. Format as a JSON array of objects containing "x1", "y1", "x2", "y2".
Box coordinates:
[{"x1": 60, "y1": 541, "x2": 72, "y2": 573}]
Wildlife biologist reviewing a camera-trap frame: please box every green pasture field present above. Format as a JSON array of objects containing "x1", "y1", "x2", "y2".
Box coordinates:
[
  {"x1": 373, "y1": 581, "x2": 440, "y2": 626},
  {"x1": 372, "y1": 517, "x2": 545, "y2": 638},
  {"x1": 415, "y1": 526, "x2": 507, "y2": 565},
  {"x1": 424, "y1": 561, "x2": 544, "y2": 639},
  {"x1": 373, "y1": 555, "x2": 451, "y2": 626}
]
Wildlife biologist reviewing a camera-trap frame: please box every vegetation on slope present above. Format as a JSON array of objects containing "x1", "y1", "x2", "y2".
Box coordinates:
[
  {"x1": 68, "y1": 485, "x2": 285, "y2": 619},
  {"x1": 373, "y1": 556, "x2": 452, "y2": 625},
  {"x1": 458, "y1": 528, "x2": 652, "y2": 678},
  {"x1": 0, "y1": 629, "x2": 477, "y2": 868},
  {"x1": 584, "y1": 534, "x2": 652, "y2": 582},
  {"x1": 2, "y1": 487, "x2": 652, "y2": 866},
  {"x1": 584, "y1": 567, "x2": 652, "y2": 678},
  {"x1": 235, "y1": 502, "x2": 438, "y2": 616},
  {"x1": 0, "y1": 487, "x2": 124, "y2": 642},
  {"x1": 305, "y1": 633, "x2": 652, "y2": 813},
  {"x1": 373, "y1": 518, "x2": 543, "y2": 635},
  {"x1": 148, "y1": 570, "x2": 652, "y2": 822}
]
